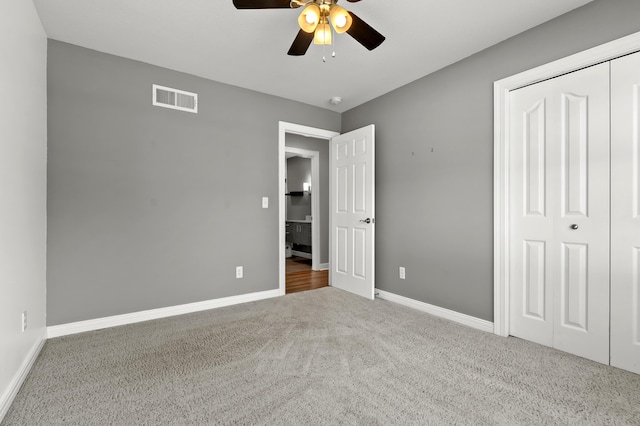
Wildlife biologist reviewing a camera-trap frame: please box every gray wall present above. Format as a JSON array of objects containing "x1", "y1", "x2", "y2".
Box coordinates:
[
  {"x1": 0, "y1": 0, "x2": 47, "y2": 412},
  {"x1": 342, "y1": 0, "x2": 640, "y2": 321},
  {"x1": 47, "y1": 40, "x2": 340, "y2": 325},
  {"x1": 285, "y1": 135, "x2": 330, "y2": 265},
  {"x1": 45, "y1": 0, "x2": 640, "y2": 327},
  {"x1": 286, "y1": 156, "x2": 312, "y2": 221}
]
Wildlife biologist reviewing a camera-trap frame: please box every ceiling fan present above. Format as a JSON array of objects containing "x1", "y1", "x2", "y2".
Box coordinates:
[{"x1": 232, "y1": 0, "x2": 385, "y2": 56}]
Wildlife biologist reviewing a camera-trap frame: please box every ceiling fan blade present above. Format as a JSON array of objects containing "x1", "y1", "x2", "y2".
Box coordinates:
[
  {"x1": 345, "y1": 12, "x2": 385, "y2": 51},
  {"x1": 288, "y1": 29, "x2": 314, "y2": 56},
  {"x1": 232, "y1": 0, "x2": 291, "y2": 9}
]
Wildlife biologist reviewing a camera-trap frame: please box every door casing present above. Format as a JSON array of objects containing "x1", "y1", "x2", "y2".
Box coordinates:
[{"x1": 494, "y1": 30, "x2": 640, "y2": 337}]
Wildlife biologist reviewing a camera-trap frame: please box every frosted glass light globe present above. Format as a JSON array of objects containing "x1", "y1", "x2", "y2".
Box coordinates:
[
  {"x1": 333, "y1": 15, "x2": 347, "y2": 28},
  {"x1": 306, "y1": 12, "x2": 317, "y2": 24}
]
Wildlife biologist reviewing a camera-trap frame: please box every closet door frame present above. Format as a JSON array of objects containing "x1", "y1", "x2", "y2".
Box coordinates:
[{"x1": 493, "y1": 30, "x2": 640, "y2": 337}]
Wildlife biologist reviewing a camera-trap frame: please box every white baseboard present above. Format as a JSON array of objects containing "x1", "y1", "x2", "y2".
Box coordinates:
[
  {"x1": 0, "y1": 335, "x2": 45, "y2": 422},
  {"x1": 47, "y1": 289, "x2": 281, "y2": 339},
  {"x1": 375, "y1": 289, "x2": 494, "y2": 333},
  {"x1": 291, "y1": 250, "x2": 312, "y2": 259},
  {"x1": 318, "y1": 263, "x2": 329, "y2": 271}
]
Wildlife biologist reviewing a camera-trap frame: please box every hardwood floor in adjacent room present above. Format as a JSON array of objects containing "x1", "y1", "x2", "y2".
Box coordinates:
[{"x1": 286, "y1": 256, "x2": 328, "y2": 294}]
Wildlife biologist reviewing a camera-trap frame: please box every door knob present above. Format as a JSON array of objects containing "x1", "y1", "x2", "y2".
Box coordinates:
[
  {"x1": 570, "y1": 224, "x2": 579, "y2": 230},
  {"x1": 359, "y1": 218, "x2": 371, "y2": 224}
]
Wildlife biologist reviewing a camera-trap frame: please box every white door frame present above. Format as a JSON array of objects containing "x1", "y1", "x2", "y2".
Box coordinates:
[
  {"x1": 285, "y1": 146, "x2": 320, "y2": 269},
  {"x1": 279, "y1": 122, "x2": 340, "y2": 296},
  {"x1": 493, "y1": 31, "x2": 640, "y2": 337}
]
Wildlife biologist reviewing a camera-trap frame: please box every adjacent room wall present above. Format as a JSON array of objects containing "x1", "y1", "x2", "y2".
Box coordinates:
[
  {"x1": 286, "y1": 156, "x2": 312, "y2": 221},
  {"x1": 46, "y1": 41, "x2": 340, "y2": 325},
  {"x1": 342, "y1": 0, "x2": 640, "y2": 321},
  {"x1": 0, "y1": 0, "x2": 47, "y2": 417},
  {"x1": 285, "y1": 135, "x2": 330, "y2": 265}
]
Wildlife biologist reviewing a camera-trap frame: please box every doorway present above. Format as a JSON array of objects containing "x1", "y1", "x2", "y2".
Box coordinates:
[
  {"x1": 278, "y1": 122, "x2": 339, "y2": 295},
  {"x1": 284, "y1": 147, "x2": 329, "y2": 293},
  {"x1": 285, "y1": 147, "x2": 319, "y2": 269}
]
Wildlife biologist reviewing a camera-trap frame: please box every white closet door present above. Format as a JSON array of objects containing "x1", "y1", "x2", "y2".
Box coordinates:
[
  {"x1": 611, "y1": 51, "x2": 640, "y2": 375},
  {"x1": 509, "y1": 79, "x2": 554, "y2": 347},
  {"x1": 509, "y1": 63, "x2": 610, "y2": 364}
]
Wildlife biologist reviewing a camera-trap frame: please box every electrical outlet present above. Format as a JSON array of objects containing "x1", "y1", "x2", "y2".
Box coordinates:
[
  {"x1": 236, "y1": 266, "x2": 243, "y2": 279},
  {"x1": 399, "y1": 267, "x2": 406, "y2": 280},
  {"x1": 262, "y1": 197, "x2": 269, "y2": 209},
  {"x1": 21, "y1": 311, "x2": 27, "y2": 332}
]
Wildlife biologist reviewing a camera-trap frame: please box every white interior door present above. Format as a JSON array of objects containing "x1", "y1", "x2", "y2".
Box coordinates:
[
  {"x1": 509, "y1": 80, "x2": 554, "y2": 347},
  {"x1": 611, "y1": 51, "x2": 640, "y2": 375},
  {"x1": 330, "y1": 125, "x2": 375, "y2": 299},
  {"x1": 509, "y1": 63, "x2": 610, "y2": 364}
]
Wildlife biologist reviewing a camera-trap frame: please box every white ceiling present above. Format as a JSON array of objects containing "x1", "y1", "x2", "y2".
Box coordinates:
[{"x1": 32, "y1": 0, "x2": 593, "y2": 113}]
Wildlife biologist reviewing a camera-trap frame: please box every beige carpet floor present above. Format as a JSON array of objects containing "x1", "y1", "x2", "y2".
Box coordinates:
[{"x1": 3, "y1": 287, "x2": 640, "y2": 425}]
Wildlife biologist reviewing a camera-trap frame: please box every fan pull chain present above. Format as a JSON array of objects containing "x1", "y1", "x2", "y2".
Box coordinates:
[
  {"x1": 321, "y1": 42, "x2": 336, "y2": 63},
  {"x1": 321, "y1": 24, "x2": 335, "y2": 63},
  {"x1": 322, "y1": 51, "x2": 336, "y2": 62},
  {"x1": 330, "y1": 31, "x2": 336, "y2": 59}
]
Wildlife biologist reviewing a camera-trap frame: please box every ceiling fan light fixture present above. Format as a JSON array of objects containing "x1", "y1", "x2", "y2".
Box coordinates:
[
  {"x1": 298, "y1": 4, "x2": 320, "y2": 33},
  {"x1": 329, "y1": 5, "x2": 352, "y2": 33},
  {"x1": 313, "y1": 19, "x2": 332, "y2": 45},
  {"x1": 233, "y1": 0, "x2": 385, "y2": 56}
]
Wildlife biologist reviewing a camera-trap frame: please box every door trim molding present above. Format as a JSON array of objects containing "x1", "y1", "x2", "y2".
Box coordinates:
[
  {"x1": 279, "y1": 122, "x2": 339, "y2": 296},
  {"x1": 493, "y1": 30, "x2": 640, "y2": 337}
]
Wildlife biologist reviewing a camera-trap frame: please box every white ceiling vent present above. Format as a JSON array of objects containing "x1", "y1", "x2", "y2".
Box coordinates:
[{"x1": 152, "y1": 84, "x2": 198, "y2": 113}]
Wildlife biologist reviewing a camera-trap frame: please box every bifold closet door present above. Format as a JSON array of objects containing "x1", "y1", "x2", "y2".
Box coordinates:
[
  {"x1": 509, "y1": 63, "x2": 611, "y2": 364},
  {"x1": 611, "y1": 51, "x2": 640, "y2": 375}
]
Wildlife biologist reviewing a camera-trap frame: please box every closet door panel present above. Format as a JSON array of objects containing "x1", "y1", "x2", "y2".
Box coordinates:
[
  {"x1": 509, "y1": 87, "x2": 554, "y2": 347},
  {"x1": 611, "y1": 51, "x2": 640, "y2": 375},
  {"x1": 550, "y1": 64, "x2": 610, "y2": 365}
]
